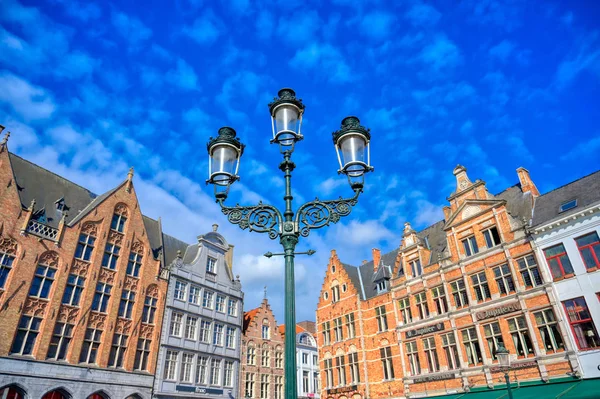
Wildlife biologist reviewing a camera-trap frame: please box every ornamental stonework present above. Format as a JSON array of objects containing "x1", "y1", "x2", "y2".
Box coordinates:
[
  {"x1": 108, "y1": 230, "x2": 124, "y2": 246},
  {"x1": 131, "y1": 240, "x2": 144, "y2": 254},
  {"x1": 123, "y1": 276, "x2": 138, "y2": 291},
  {"x1": 98, "y1": 268, "x2": 116, "y2": 284},
  {"x1": 0, "y1": 236, "x2": 18, "y2": 254},
  {"x1": 70, "y1": 259, "x2": 90, "y2": 276},
  {"x1": 88, "y1": 311, "x2": 106, "y2": 330},
  {"x1": 39, "y1": 251, "x2": 59, "y2": 267},
  {"x1": 114, "y1": 203, "x2": 129, "y2": 216},
  {"x1": 23, "y1": 297, "x2": 48, "y2": 317},
  {"x1": 140, "y1": 323, "x2": 154, "y2": 339},
  {"x1": 81, "y1": 221, "x2": 98, "y2": 236},
  {"x1": 57, "y1": 305, "x2": 79, "y2": 323},
  {"x1": 146, "y1": 283, "x2": 159, "y2": 298},
  {"x1": 115, "y1": 318, "x2": 132, "y2": 335}
]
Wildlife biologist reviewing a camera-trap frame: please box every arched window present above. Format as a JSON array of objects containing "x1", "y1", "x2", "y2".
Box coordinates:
[
  {"x1": 0, "y1": 237, "x2": 17, "y2": 289},
  {"x1": 42, "y1": 388, "x2": 71, "y2": 399},
  {"x1": 125, "y1": 395, "x2": 143, "y2": 399},
  {"x1": 87, "y1": 392, "x2": 110, "y2": 399},
  {"x1": 0, "y1": 384, "x2": 26, "y2": 399},
  {"x1": 261, "y1": 344, "x2": 271, "y2": 367},
  {"x1": 246, "y1": 342, "x2": 256, "y2": 365},
  {"x1": 111, "y1": 204, "x2": 129, "y2": 233}
]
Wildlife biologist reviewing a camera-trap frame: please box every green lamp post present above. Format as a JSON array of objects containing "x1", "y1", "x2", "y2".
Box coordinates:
[
  {"x1": 496, "y1": 343, "x2": 514, "y2": 399},
  {"x1": 206, "y1": 88, "x2": 373, "y2": 399}
]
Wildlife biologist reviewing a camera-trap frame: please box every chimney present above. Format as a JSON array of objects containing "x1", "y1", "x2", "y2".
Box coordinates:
[
  {"x1": 225, "y1": 244, "x2": 235, "y2": 273},
  {"x1": 372, "y1": 248, "x2": 381, "y2": 272},
  {"x1": 516, "y1": 167, "x2": 540, "y2": 197},
  {"x1": 443, "y1": 206, "x2": 451, "y2": 220}
]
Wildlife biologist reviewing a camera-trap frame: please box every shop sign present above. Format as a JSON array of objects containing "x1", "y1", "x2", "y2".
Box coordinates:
[
  {"x1": 490, "y1": 361, "x2": 537, "y2": 373},
  {"x1": 413, "y1": 373, "x2": 457, "y2": 383},
  {"x1": 176, "y1": 385, "x2": 224, "y2": 395},
  {"x1": 476, "y1": 302, "x2": 521, "y2": 320},
  {"x1": 327, "y1": 385, "x2": 358, "y2": 394},
  {"x1": 405, "y1": 322, "x2": 445, "y2": 339}
]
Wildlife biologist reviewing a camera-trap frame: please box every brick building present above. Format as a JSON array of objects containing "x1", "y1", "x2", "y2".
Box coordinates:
[
  {"x1": 278, "y1": 322, "x2": 320, "y2": 399},
  {"x1": 240, "y1": 297, "x2": 284, "y2": 399},
  {"x1": 316, "y1": 165, "x2": 581, "y2": 399},
  {"x1": 0, "y1": 130, "x2": 187, "y2": 399}
]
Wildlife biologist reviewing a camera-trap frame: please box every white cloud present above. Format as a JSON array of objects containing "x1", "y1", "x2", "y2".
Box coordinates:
[
  {"x1": 405, "y1": 2, "x2": 441, "y2": 27},
  {"x1": 182, "y1": 10, "x2": 223, "y2": 45},
  {"x1": 317, "y1": 177, "x2": 346, "y2": 196},
  {"x1": 418, "y1": 35, "x2": 462, "y2": 72},
  {"x1": 290, "y1": 42, "x2": 354, "y2": 83},
  {"x1": 489, "y1": 40, "x2": 516, "y2": 63},
  {"x1": 110, "y1": 10, "x2": 152, "y2": 45},
  {"x1": 0, "y1": 72, "x2": 55, "y2": 120},
  {"x1": 359, "y1": 11, "x2": 396, "y2": 40},
  {"x1": 166, "y1": 58, "x2": 199, "y2": 91}
]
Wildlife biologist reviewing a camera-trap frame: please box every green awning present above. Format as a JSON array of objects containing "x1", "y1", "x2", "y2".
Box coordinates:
[{"x1": 557, "y1": 378, "x2": 600, "y2": 398}]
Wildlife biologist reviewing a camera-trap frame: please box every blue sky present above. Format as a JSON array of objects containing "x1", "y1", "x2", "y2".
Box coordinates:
[{"x1": 1, "y1": 0, "x2": 599, "y2": 322}]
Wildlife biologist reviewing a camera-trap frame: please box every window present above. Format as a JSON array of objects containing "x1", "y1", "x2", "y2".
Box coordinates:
[
  {"x1": 380, "y1": 346, "x2": 395, "y2": 379},
  {"x1": 275, "y1": 349, "x2": 283, "y2": 368},
  {"x1": 508, "y1": 316, "x2": 534, "y2": 357},
  {"x1": 423, "y1": 337, "x2": 439, "y2": 372},
  {"x1": 462, "y1": 235, "x2": 479, "y2": 257},
  {"x1": 517, "y1": 254, "x2": 543, "y2": 287},
  {"x1": 224, "y1": 361, "x2": 234, "y2": 387},
  {"x1": 261, "y1": 345, "x2": 270, "y2": 367},
  {"x1": 302, "y1": 353, "x2": 309, "y2": 364},
  {"x1": 334, "y1": 317, "x2": 344, "y2": 342},
  {"x1": 62, "y1": 274, "x2": 85, "y2": 306},
  {"x1": 262, "y1": 323, "x2": 270, "y2": 340},
  {"x1": 450, "y1": 279, "x2": 469, "y2": 308},
  {"x1": 213, "y1": 324, "x2": 224, "y2": 346},
  {"x1": 111, "y1": 213, "x2": 127, "y2": 232},
  {"x1": 79, "y1": 328, "x2": 102, "y2": 363},
  {"x1": 245, "y1": 373, "x2": 255, "y2": 398},
  {"x1": 174, "y1": 280, "x2": 187, "y2": 301},
  {"x1": 226, "y1": 326, "x2": 236, "y2": 348},
  {"x1": 303, "y1": 370, "x2": 309, "y2": 393},
  {"x1": 47, "y1": 322, "x2": 73, "y2": 360},
  {"x1": 227, "y1": 298, "x2": 238, "y2": 316},
  {"x1": 189, "y1": 285, "x2": 201, "y2": 305},
  {"x1": 185, "y1": 316, "x2": 198, "y2": 340},
  {"x1": 376, "y1": 305, "x2": 388, "y2": 332},
  {"x1": 534, "y1": 308, "x2": 565, "y2": 352},
  {"x1": 313, "y1": 372, "x2": 319, "y2": 393},
  {"x1": 432, "y1": 286, "x2": 448, "y2": 314},
  {"x1": 442, "y1": 332, "x2": 460, "y2": 370},
  {"x1": 322, "y1": 321, "x2": 331, "y2": 345},
  {"x1": 216, "y1": 294, "x2": 226, "y2": 312},
  {"x1": 559, "y1": 199, "x2": 577, "y2": 212},
  {"x1": 410, "y1": 259, "x2": 423, "y2": 277},
  {"x1": 324, "y1": 358, "x2": 333, "y2": 388},
  {"x1": 332, "y1": 285, "x2": 340, "y2": 302},
  {"x1": 260, "y1": 374, "x2": 269, "y2": 399},
  {"x1": 483, "y1": 226, "x2": 501, "y2": 248},
  {"x1": 275, "y1": 376, "x2": 284, "y2": 399},
  {"x1": 200, "y1": 320, "x2": 212, "y2": 343},
  {"x1": 563, "y1": 297, "x2": 600, "y2": 349},
  {"x1": 92, "y1": 283, "x2": 112, "y2": 313},
  {"x1": 203, "y1": 290, "x2": 214, "y2": 308},
  {"x1": 119, "y1": 290, "x2": 135, "y2": 319},
  {"x1": 246, "y1": 344, "x2": 256, "y2": 365},
  {"x1": 346, "y1": 313, "x2": 356, "y2": 338},
  {"x1": 399, "y1": 297, "x2": 412, "y2": 323},
  {"x1": 415, "y1": 292, "x2": 429, "y2": 319},
  {"x1": 210, "y1": 358, "x2": 221, "y2": 385},
  {"x1": 471, "y1": 271, "x2": 491, "y2": 302},
  {"x1": 180, "y1": 352, "x2": 194, "y2": 382},
  {"x1": 134, "y1": 338, "x2": 151, "y2": 371},
  {"x1": 348, "y1": 352, "x2": 360, "y2": 383},
  {"x1": 461, "y1": 327, "x2": 482, "y2": 365},
  {"x1": 0, "y1": 250, "x2": 15, "y2": 289},
  {"x1": 127, "y1": 252, "x2": 142, "y2": 277},
  {"x1": 544, "y1": 244, "x2": 574, "y2": 279},
  {"x1": 101, "y1": 243, "x2": 120, "y2": 270},
  {"x1": 29, "y1": 265, "x2": 56, "y2": 298},
  {"x1": 164, "y1": 350, "x2": 178, "y2": 380},
  {"x1": 196, "y1": 356, "x2": 208, "y2": 384},
  {"x1": 170, "y1": 312, "x2": 183, "y2": 337},
  {"x1": 108, "y1": 334, "x2": 128, "y2": 368},
  {"x1": 75, "y1": 233, "x2": 95, "y2": 261},
  {"x1": 335, "y1": 355, "x2": 346, "y2": 386},
  {"x1": 376, "y1": 279, "x2": 387, "y2": 293},
  {"x1": 142, "y1": 296, "x2": 157, "y2": 324},
  {"x1": 406, "y1": 341, "x2": 420, "y2": 375},
  {"x1": 206, "y1": 257, "x2": 217, "y2": 274},
  {"x1": 11, "y1": 315, "x2": 42, "y2": 355},
  {"x1": 483, "y1": 322, "x2": 504, "y2": 359},
  {"x1": 494, "y1": 264, "x2": 515, "y2": 295},
  {"x1": 576, "y1": 232, "x2": 600, "y2": 270}
]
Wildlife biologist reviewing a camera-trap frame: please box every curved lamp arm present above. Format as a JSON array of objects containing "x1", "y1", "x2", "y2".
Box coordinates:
[
  {"x1": 294, "y1": 188, "x2": 362, "y2": 238},
  {"x1": 217, "y1": 199, "x2": 284, "y2": 240}
]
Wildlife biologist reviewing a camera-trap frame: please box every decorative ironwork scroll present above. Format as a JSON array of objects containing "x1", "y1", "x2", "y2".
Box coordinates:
[
  {"x1": 219, "y1": 201, "x2": 283, "y2": 240},
  {"x1": 294, "y1": 190, "x2": 361, "y2": 237}
]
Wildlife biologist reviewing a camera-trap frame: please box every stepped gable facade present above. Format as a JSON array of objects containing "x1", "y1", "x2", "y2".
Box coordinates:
[
  {"x1": 0, "y1": 132, "x2": 187, "y2": 399},
  {"x1": 316, "y1": 165, "x2": 578, "y2": 399},
  {"x1": 240, "y1": 298, "x2": 285, "y2": 399}
]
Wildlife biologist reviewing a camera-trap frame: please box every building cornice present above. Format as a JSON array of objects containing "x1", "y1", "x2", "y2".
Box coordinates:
[{"x1": 531, "y1": 204, "x2": 600, "y2": 235}]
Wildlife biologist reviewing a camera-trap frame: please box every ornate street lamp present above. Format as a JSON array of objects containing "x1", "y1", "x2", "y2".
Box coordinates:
[
  {"x1": 206, "y1": 88, "x2": 373, "y2": 399},
  {"x1": 496, "y1": 343, "x2": 514, "y2": 399}
]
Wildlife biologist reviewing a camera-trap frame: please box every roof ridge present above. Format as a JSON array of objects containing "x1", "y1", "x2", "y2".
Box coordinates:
[
  {"x1": 9, "y1": 152, "x2": 98, "y2": 198},
  {"x1": 537, "y1": 169, "x2": 600, "y2": 197}
]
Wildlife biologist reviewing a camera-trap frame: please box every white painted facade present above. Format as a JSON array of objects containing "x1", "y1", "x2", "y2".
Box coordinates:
[
  {"x1": 531, "y1": 207, "x2": 600, "y2": 379},
  {"x1": 296, "y1": 332, "x2": 320, "y2": 399}
]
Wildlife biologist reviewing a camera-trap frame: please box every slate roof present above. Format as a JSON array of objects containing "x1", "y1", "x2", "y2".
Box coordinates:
[
  {"x1": 494, "y1": 183, "x2": 533, "y2": 223},
  {"x1": 243, "y1": 307, "x2": 260, "y2": 332},
  {"x1": 531, "y1": 170, "x2": 600, "y2": 227},
  {"x1": 8, "y1": 152, "x2": 190, "y2": 266}
]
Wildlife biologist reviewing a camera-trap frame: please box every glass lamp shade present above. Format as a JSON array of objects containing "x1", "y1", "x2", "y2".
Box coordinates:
[
  {"x1": 206, "y1": 127, "x2": 244, "y2": 194},
  {"x1": 333, "y1": 116, "x2": 372, "y2": 188},
  {"x1": 496, "y1": 343, "x2": 510, "y2": 368},
  {"x1": 268, "y1": 88, "x2": 305, "y2": 150}
]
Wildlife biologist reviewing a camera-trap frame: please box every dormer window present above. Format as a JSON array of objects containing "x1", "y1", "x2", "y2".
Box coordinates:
[
  {"x1": 56, "y1": 201, "x2": 65, "y2": 211},
  {"x1": 483, "y1": 226, "x2": 501, "y2": 248},
  {"x1": 410, "y1": 259, "x2": 422, "y2": 277},
  {"x1": 376, "y1": 280, "x2": 387, "y2": 293},
  {"x1": 559, "y1": 199, "x2": 577, "y2": 213},
  {"x1": 206, "y1": 257, "x2": 217, "y2": 274}
]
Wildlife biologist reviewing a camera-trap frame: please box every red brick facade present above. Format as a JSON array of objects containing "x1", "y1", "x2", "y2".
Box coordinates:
[
  {"x1": 316, "y1": 166, "x2": 578, "y2": 399},
  {"x1": 240, "y1": 299, "x2": 285, "y2": 399},
  {"x1": 0, "y1": 142, "x2": 168, "y2": 375}
]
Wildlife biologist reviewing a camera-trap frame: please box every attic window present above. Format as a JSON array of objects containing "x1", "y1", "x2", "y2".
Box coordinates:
[
  {"x1": 56, "y1": 202, "x2": 64, "y2": 211},
  {"x1": 376, "y1": 280, "x2": 387, "y2": 293},
  {"x1": 332, "y1": 265, "x2": 336, "y2": 273},
  {"x1": 559, "y1": 199, "x2": 577, "y2": 213},
  {"x1": 342, "y1": 284, "x2": 347, "y2": 293}
]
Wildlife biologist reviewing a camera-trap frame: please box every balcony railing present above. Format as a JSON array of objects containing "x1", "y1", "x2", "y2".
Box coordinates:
[{"x1": 26, "y1": 220, "x2": 58, "y2": 240}]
